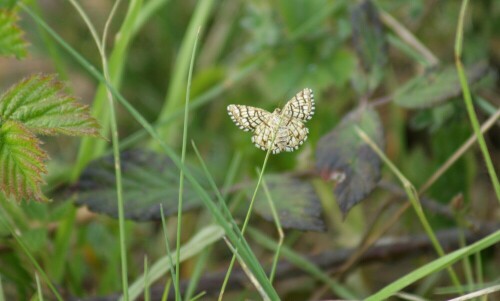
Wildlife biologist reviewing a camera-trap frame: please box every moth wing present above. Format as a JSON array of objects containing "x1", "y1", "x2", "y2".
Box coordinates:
[
  {"x1": 227, "y1": 104, "x2": 272, "y2": 132},
  {"x1": 282, "y1": 88, "x2": 315, "y2": 122}
]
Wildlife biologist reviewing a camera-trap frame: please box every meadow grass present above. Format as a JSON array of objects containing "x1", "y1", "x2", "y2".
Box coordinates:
[{"x1": 0, "y1": 0, "x2": 499, "y2": 300}]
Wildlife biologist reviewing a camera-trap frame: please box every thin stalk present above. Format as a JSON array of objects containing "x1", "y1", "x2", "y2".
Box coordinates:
[
  {"x1": 192, "y1": 141, "x2": 265, "y2": 292},
  {"x1": 356, "y1": 127, "x2": 463, "y2": 293},
  {"x1": 184, "y1": 248, "x2": 210, "y2": 301},
  {"x1": 161, "y1": 280, "x2": 171, "y2": 301},
  {"x1": 454, "y1": 0, "x2": 500, "y2": 202},
  {"x1": 192, "y1": 141, "x2": 263, "y2": 289},
  {"x1": 260, "y1": 172, "x2": 283, "y2": 283},
  {"x1": 189, "y1": 292, "x2": 207, "y2": 301},
  {"x1": 222, "y1": 152, "x2": 243, "y2": 197},
  {"x1": 448, "y1": 284, "x2": 500, "y2": 301},
  {"x1": 475, "y1": 253, "x2": 485, "y2": 301},
  {"x1": 72, "y1": 0, "x2": 143, "y2": 180},
  {"x1": 35, "y1": 273, "x2": 44, "y2": 301},
  {"x1": 175, "y1": 27, "x2": 201, "y2": 301},
  {"x1": 160, "y1": 205, "x2": 179, "y2": 299},
  {"x1": 144, "y1": 256, "x2": 150, "y2": 301},
  {"x1": 222, "y1": 237, "x2": 271, "y2": 301},
  {"x1": 191, "y1": 141, "x2": 242, "y2": 237},
  {"x1": 0, "y1": 275, "x2": 4, "y2": 301},
  {"x1": 67, "y1": 0, "x2": 130, "y2": 299}
]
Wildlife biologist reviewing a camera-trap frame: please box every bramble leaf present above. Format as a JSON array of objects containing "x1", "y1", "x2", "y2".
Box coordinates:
[
  {"x1": 75, "y1": 149, "x2": 203, "y2": 221},
  {"x1": 0, "y1": 74, "x2": 100, "y2": 137},
  {"x1": 254, "y1": 174, "x2": 325, "y2": 231},
  {"x1": 0, "y1": 120, "x2": 48, "y2": 202},
  {"x1": 394, "y1": 62, "x2": 488, "y2": 109},
  {"x1": 0, "y1": 8, "x2": 27, "y2": 59},
  {"x1": 315, "y1": 106, "x2": 383, "y2": 216}
]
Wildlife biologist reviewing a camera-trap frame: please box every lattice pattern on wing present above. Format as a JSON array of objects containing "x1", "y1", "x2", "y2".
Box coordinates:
[
  {"x1": 228, "y1": 88, "x2": 314, "y2": 154},
  {"x1": 284, "y1": 118, "x2": 309, "y2": 152},
  {"x1": 282, "y1": 88, "x2": 315, "y2": 121},
  {"x1": 227, "y1": 104, "x2": 272, "y2": 132}
]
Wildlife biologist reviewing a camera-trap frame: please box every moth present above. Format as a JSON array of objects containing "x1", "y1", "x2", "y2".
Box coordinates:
[{"x1": 227, "y1": 88, "x2": 314, "y2": 154}]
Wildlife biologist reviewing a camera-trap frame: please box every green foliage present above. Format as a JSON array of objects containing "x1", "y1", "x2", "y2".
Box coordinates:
[
  {"x1": 0, "y1": 75, "x2": 100, "y2": 136},
  {"x1": 0, "y1": 8, "x2": 26, "y2": 58},
  {"x1": 0, "y1": 120, "x2": 48, "y2": 202},
  {"x1": 0, "y1": 75, "x2": 100, "y2": 202}
]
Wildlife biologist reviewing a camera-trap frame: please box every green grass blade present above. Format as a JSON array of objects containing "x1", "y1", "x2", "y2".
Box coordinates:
[
  {"x1": 35, "y1": 273, "x2": 43, "y2": 301},
  {"x1": 365, "y1": 230, "x2": 500, "y2": 300},
  {"x1": 144, "y1": 256, "x2": 150, "y2": 301},
  {"x1": 454, "y1": 0, "x2": 500, "y2": 202},
  {"x1": 259, "y1": 172, "x2": 283, "y2": 283},
  {"x1": 160, "y1": 205, "x2": 179, "y2": 301},
  {"x1": 0, "y1": 275, "x2": 4, "y2": 301},
  {"x1": 184, "y1": 247, "x2": 211, "y2": 301},
  {"x1": 175, "y1": 26, "x2": 201, "y2": 301},
  {"x1": 247, "y1": 228, "x2": 357, "y2": 300},
  {"x1": 125, "y1": 225, "x2": 225, "y2": 301},
  {"x1": 356, "y1": 127, "x2": 463, "y2": 292}
]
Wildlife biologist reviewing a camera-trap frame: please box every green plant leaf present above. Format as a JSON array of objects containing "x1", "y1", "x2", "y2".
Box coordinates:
[
  {"x1": 254, "y1": 174, "x2": 325, "y2": 231},
  {"x1": 315, "y1": 106, "x2": 383, "y2": 215},
  {"x1": 75, "y1": 149, "x2": 204, "y2": 221},
  {"x1": 0, "y1": 120, "x2": 48, "y2": 202},
  {"x1": 394, "y1": 62, "x2": 489, "y2": 109},
  {"x1": 0, "y1": 8, "x2": 27, "y2": 59},
  {"x1": 350, "y1": 0, "x2": 388, "y2": 94},
  {"x1": 0, "y1": 74, "x2": 100, "y2": 137}
]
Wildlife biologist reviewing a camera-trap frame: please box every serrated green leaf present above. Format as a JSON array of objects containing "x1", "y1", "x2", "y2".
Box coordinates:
[
  {"x1": 394, "y1": 62, "x2": 488, "y2": 109},
  {"x1": 0, "y1": 9, "x2": 27, "y2": 59},
  {"x1": 0, "y1": 74, "x2": 101, "y2": 137},
  {"x1": 351, "y1": 0, "x2": 388, "y2": 94},
  {"x1": 315, "y1": 106, "x2": 383, "y2": 215},
  {"x1": 0, "y1": 120, "x2": 48, "y2": 202},
  {"x1": 254, "y1": 174, "x2": 325, "y2": 232},
  {"x1": 75, "y1": 149, "x2": 203, "y2": 221}
]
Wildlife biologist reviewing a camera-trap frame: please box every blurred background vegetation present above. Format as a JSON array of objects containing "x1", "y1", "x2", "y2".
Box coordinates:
[{"x1": 1, "y1": 0, "x2": 500, "y2": 300}]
